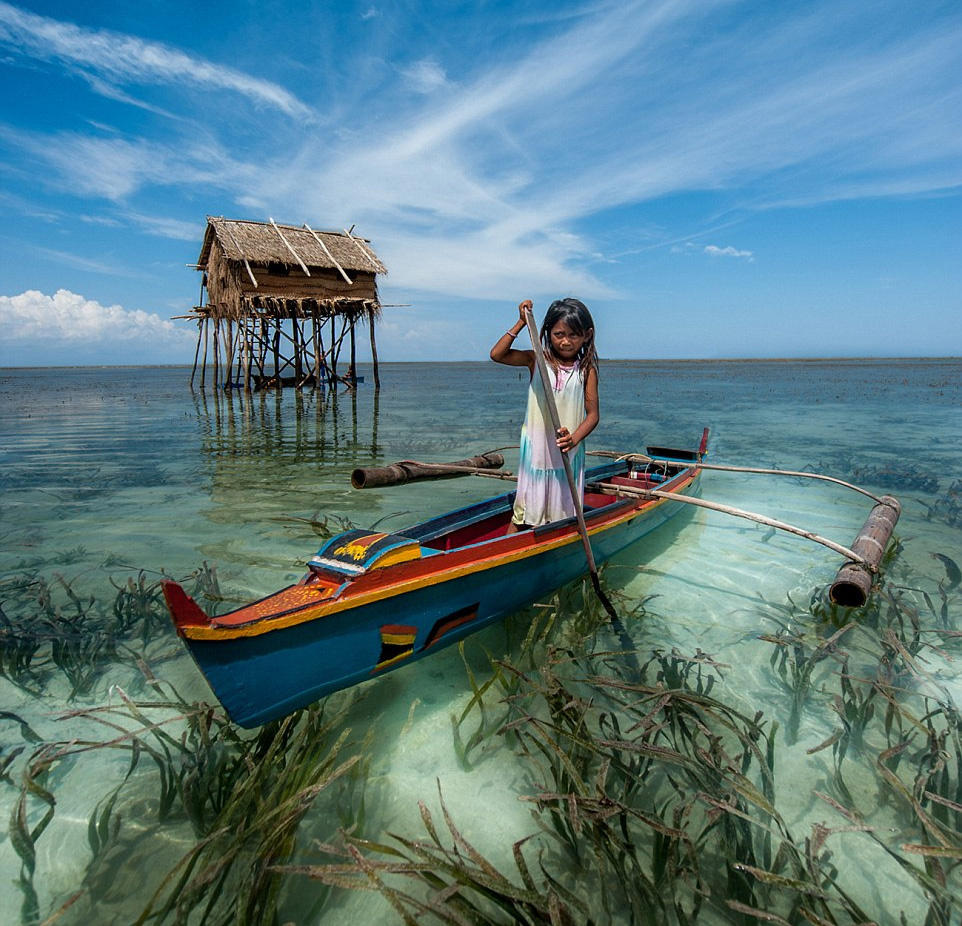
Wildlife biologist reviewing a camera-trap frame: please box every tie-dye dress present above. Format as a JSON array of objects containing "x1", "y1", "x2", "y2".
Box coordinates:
[{"x1": 512, "y1": 361, "x2": 586, "y2": 527}]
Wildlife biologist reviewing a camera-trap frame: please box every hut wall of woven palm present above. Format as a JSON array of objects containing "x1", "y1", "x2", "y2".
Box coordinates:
[{"x1": 196, "y1": 217, "x2": 385, "y2": 318}]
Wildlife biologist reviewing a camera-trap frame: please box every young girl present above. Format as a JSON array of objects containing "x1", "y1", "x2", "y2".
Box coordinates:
[{"x1": 490, "y1": 298, "x2": 600, "y2": 531}]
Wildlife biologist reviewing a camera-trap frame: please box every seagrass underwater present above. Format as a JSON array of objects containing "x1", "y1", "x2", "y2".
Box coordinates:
[{"x1": 1, "y1": 359, "x2": 961, "y2": 923}]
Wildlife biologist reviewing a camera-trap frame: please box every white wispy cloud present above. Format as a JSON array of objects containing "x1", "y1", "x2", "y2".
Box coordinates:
[
  {"x1": 705, "y1": 245, "x2": 753, "y2": 261},
  {"x1": 0, "y1": 289, "x2": 195, "y2": 347},
  {"x1": 267, "y1": 0, "x2": 959, "y2": 296},
  {"x1": 0, "y1": 1, "x2": 311, "y2": 116},
  {"x1": 401, "y1": 59, "x2": 449, "y2": 94},
  {"x1": 33, "y1": 247, "x2": 143, "y2": 278},
  {"x1": 3, "y1": 124, "x2": 256, "y2": 202},
  {"x1": 4, "y1": 0, "x2": 960, "y2": 310}
]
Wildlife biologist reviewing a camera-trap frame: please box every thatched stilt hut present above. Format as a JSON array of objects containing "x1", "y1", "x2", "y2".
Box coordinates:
[{"x1": 184, "y1": 216, "x2": 387, "y2": 391}]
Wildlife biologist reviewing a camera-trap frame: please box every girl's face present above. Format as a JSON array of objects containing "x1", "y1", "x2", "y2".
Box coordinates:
[{"x1": 549, "y1": 320, "x2": 590, "y2": 361}]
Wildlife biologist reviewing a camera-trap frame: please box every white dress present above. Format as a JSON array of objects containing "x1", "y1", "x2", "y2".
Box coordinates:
[{"x1": 512, "y1": 360, "x2": 586, "y2": 527}]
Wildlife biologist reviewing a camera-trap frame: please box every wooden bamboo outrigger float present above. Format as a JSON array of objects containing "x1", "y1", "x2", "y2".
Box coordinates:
[
  {"x1": 829, "y1": 495, "x2": 901, "y2": 607},
  {"x1": 162, "y1": 423, "x2": 900, "y2": 726},
  {"x1": 354, "y1": 446, "x2": 901, "y2": 609},
  {"x1": 351, "y1": 453, "x2": 507, "y2": 489},
  {"x1": 177, "y1": 217, "x2": 387, "y2": 393},
  {"x1": 584, "y1": 449, "x2": 900, "y2": 607}
]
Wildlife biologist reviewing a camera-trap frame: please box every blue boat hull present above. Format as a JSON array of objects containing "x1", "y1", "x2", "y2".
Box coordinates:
[{"x1": 181, "y1": 464, "x2": 701, "y2": 727}]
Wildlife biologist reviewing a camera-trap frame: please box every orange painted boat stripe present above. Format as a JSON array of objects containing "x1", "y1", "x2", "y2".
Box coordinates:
[{"x1": 182, "y1": 472, "x2": 698, "y2": 642}]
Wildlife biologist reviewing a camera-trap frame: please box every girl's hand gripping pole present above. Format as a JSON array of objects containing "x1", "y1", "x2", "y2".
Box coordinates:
[{"x1": 522, "y1": 306, "x2": 621, "y2": 624}]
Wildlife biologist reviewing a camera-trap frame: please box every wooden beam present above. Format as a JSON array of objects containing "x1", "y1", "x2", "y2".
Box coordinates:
[
  {"x1": 304, "y1": 224, "x2": 352, "y2": 284},
  {"x1": 368, "y1": 308, "x2": 380, "y2": 389},
  {"x1": 270, "y1": 217, "x2": 311, "y2": 276},
  {"x1": 220, "y1": 220, "x2": 259, "y2": 288},
  {"x1": 200, "y1": 317, "x2": 208, "y2": 387},
  {"x1": 190, "y1": 319, "x2": 202, "y2": 387},
  {"x1": 342, "y1": 228, "x2": 381, "y2": 272}
]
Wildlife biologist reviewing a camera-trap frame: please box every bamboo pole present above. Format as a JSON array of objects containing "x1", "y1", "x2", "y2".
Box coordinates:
[
  {"x1": 270, "y1": 217, "x2": 311, "y2": 276},
  {"x1": 523, "y1": 306, "x2": 620, "y2": 623},
  {"x1": 343, "y1": 228, "x2": 382, "y2": 271},
  {"x1": 352, "y1": 454, "x2": 506, "y2": 489},
  {"x1": 329, "y1": 316, "x2": 337, "y2": 381},
  {"x1": 312, "y1": 307, "x2": 322, "y2": 391},
  {"x1": 272, "y1": 318, "x2": 281, "y2": 389},
  {"x1": 830, "y1": 496, "x2": 901, "y2": 607},
  {"x1": 225, "y1": 318, "x2": 234, "y2": 387},
  {"x1": 590, "y1": 480, "x2": 865, "y2": 565},
  {"x1": 304, "y1": 224, "x2": 352, "y2": 284},
  {"x1": 221, "y1": 221, "x2": 258, "y2": 287},
  {"x1": 212, "y1": 317, "x2": 220, "y2": 388},
  {"x1": 200, "y1": 316, "x2": 208, "y2": 388},
  {"x1": 242, "y1": 318, "x2": 252, "y2": 394},
  {"x1": 369, "y1": 307, "x2": 380, "y2": 389},
  {"x1": 190, "y1": 319, "x2": 202, "y2": 387},
  {"x1": 292, "y1": 316, "x2": 303, "y2": 383},
  {"x1": 348, "y1": 315, "x2": 357, "y2": 388},
  {"x1": 587, "y1": 451, "x2": 884, "y2": 504}
]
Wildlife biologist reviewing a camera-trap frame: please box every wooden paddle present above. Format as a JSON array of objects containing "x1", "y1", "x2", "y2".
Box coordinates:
[{"x1": 523, "y1": 306, "x2": 621, "y2": 623}]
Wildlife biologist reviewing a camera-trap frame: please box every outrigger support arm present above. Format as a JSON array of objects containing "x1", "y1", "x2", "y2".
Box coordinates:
[
  {"x1": 587, "y1": 451, "x2": 885, "y2": 504},
  {"x1": 591, "y1": 481, "x2": 900, "y2": 608},
  {"x1": 592, "y1": 482, "x2": 864, "y2": 562}
]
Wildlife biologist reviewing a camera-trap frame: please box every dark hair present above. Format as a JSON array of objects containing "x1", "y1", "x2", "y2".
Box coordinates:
[{"x1": 539, "y1": 298, "x2": 598, "y2": 372}]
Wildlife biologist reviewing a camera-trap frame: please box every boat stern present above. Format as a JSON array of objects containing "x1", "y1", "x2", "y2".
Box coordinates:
[{"x1": 162, "y1": 580, "x2": 211, "y2": 633}]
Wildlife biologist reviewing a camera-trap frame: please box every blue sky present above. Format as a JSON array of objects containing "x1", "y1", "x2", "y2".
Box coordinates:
[{"x1": 1, "y1": 0, "x2": 959, "y2": 365}]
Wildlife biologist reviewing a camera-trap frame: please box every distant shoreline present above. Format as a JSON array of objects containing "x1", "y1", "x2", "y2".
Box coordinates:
[{"x1": 2, "y1": 356, "x2": 960, "y2": 371}]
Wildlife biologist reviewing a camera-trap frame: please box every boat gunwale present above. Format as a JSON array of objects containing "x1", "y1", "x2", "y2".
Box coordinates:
[{"x1": 182, "y1": 461, "x2": 701, "y2": 641}]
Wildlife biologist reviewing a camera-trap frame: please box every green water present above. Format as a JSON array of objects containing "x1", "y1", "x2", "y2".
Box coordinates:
[{"x1": 1, "y1": 360, "x2": 960, "y2": 923}]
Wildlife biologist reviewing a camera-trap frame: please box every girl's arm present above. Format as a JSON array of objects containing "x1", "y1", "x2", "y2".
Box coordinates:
[
  {"x1": 490, "y1": 300, "x2": 535, "y2": 372},
  {"x1": 557, "y1": 364, "x2": 599, "y2": 452}
]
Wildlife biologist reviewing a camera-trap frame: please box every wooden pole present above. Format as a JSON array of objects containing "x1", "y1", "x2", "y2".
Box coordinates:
[
  {"x1": 329, "y1": 316, "x2": 337, "y2": 382},
  {"x1": 304, "y1": 224, "x2": 352, "y2": 284},
  {"x1": 225, "y1": 319, "x2": 234, "y2": 387},
  {"x1": 270, "y1": 217, "x2": 311, "y2": 276},
  {"x1": 312, "y1": 307, "x2": 322, "y2": 391},
  {"x1": 242, "y1": 318, "x2": 252, "y2": 393},
  {"x1": 352, "y1": 453, "x2": 506, "y2": 489},
  {"x1": 591, "y1": 481, "x2": 865, "y2": 564},
  {"x1": 369, "y1": 307, "x2": 380, "y2": 389},
  {"x1": 342, "y1": 228, "x2": 382, "y2": 271},
  {"x1": 587, "y1": 452, "x2": 885, "y2": 504},
  {"x1": 349, "y1": 314, "x2": 357, "y2": 388},
  {"x1": 190, "y1": 319, "x2": 202, "y2": 387},
  {"x1": 200, "y1": 316, "x2": 208, "y2": 388},
  {"x1": 220, "y1": 221, "x2": 258, "y2": 287},
  {"x1": 212, "y1": 317, "x2": 220, "y2": 389},
  {"x1": 293, "y1": 315, "x2": 303, "y2": 384},
  {"x1": 523, "y1": 307, "x2": 620, "y2": 623},
  {"x1": 272, "y1": 318, "x2": 281, "y2": 389}
]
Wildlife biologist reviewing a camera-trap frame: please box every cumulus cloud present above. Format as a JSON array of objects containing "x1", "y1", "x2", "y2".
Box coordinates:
[
  {"x1": 0, "y1": 289, "x2": 194, "y2": 347},
  {"x1": 704, "y1": 245, "x2": 754, "y2": 261}
]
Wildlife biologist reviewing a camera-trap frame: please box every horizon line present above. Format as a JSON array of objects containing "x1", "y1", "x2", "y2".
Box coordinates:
[{"x1": 2, "y1": 355, "x2": 961, "y2": 371}]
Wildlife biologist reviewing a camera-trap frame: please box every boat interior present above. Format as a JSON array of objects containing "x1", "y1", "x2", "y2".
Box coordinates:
[
  {"x1": 304, "y1": 449, "x2": 700, "y2": 578},
  {"x1": 405, "y1": 452, "x2": 697, "y2": 552}
]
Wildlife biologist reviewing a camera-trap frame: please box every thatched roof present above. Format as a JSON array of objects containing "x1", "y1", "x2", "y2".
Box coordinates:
[{"x1": 198, "y1": 217, "x2": 386, "y2": 276}]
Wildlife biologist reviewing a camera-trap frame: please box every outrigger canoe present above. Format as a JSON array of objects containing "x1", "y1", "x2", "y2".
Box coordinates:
[{"x1": 162, "y1": 429, "x2": 709, "y2": 727}]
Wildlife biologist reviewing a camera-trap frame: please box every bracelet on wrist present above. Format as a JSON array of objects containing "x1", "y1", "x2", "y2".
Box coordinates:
[{"x1": 505, "y1": 330, "x2": 517, "y2": 339}]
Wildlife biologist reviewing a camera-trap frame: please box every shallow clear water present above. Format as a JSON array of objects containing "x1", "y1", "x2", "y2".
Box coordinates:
[{"x1": 1, "y1": 360, "x2": 960, "y2": 923}]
